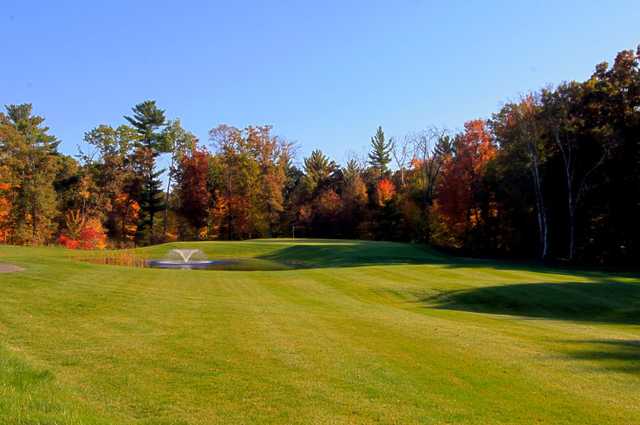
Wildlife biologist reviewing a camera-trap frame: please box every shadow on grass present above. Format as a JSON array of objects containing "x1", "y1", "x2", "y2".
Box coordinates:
[
  {"x1": 257, "y1": 242, "x2": 640, "y2": 282},
  {"x1": 256, "y1": 242, "x2": 449, "y2": 269},
  {"x1": 424, "y1": 281, "x2": 640, "y2": 324},
  {"x1": 561, "y1": 339, "x2": 640, "y2": 374}
]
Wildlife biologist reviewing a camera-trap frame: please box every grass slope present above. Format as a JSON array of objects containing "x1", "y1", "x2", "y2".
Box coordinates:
[{"x1": 0, "y1": 239, "x2": 638, "y2": 424}]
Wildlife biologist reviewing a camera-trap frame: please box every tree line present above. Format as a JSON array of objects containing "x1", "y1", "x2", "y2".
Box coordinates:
[{"x1": 0, "y1": 46, "x2": 638, "y2": 265}]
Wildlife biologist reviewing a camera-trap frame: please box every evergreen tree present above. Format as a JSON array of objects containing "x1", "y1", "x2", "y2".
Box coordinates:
[
  {"x1": 0, "y1": 104, "x2": 61, "y2": 244},
  {"x1": 125, "y1": 101, "x2": 167, "y2": 243},
  {"x1": 368, "y1": 126, "x2": 392, "y2": 173},
  {"x1": 302, "y1": 150, "x2": 336, "y2": 195}
]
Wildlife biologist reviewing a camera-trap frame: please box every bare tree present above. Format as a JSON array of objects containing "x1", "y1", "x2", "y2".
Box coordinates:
[
  {"x1": 513, "y1": 94, "x2": 550, "y2": 260},
  {"x1": 344, "y1": 149, "x2": 368, "y2": 170},
  {"x1": 391, "y1": 135, "x2": 411, "y2": 188},
  {"x1": 410, "y1": 127, "x2": 452, "y2": 206}
]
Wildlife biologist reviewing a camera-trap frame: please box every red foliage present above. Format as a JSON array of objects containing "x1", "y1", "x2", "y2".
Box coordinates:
[
  {"x1": 58, "y1": 234, "x2": 80, "y2": 249},
  {"x1": 58, "y1": 218, "x2": 107, "y2": 250},
  {"x1": 78, "y1": 219, "x2": 108, "y2": 249},
  {"x1": 437, "y1": 120, "x2": 496, "y2": 237}
]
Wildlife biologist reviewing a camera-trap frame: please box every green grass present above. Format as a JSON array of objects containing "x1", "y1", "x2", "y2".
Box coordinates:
[{"x1": 0, "y1": 239, "x2": 638, "y2": 424}]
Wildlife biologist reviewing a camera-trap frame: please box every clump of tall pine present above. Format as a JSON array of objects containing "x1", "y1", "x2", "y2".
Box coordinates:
[{"x1": 125, "y1": 101, "x2": 167, "y2": 244}]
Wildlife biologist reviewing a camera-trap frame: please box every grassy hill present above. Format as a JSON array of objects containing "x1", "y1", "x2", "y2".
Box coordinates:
[{"x1": 0, "y1": 239, "x2": 638, "y2": 424}]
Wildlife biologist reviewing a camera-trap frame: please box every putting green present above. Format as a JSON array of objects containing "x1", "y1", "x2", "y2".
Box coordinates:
[{"x1": 0, "y1": 239, "x2": 638, "y2": 424}]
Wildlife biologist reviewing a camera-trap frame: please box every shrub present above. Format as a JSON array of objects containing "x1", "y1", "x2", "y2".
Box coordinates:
[{"x1": 58, "y1": 217, "x2": 107, "y2": 250}]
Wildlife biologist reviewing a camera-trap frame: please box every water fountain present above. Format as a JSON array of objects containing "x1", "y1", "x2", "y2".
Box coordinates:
[
  {"x1": 147, "y1": 249, "x2": 226, "y2": 269},
  {"x1": 171, "y1": 249, "x2": 202, "y2": 263}
]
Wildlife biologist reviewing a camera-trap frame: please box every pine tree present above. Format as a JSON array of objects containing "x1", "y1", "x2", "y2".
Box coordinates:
[
  {"x1": 0, "y1": 104, "x2": 61, "y2": 244},
  {"x1": 303, "y1": 150, "x2": 336, "y2": 194},
  {"x1": 368, "y1": 126, "x2": 392, "y2": 173},
  {"x1": 125, "y1": 101, "x2": 167, "y2": 243},
  {"x1": 132, "y1": 148, "x2": 166, "y2": 243}
]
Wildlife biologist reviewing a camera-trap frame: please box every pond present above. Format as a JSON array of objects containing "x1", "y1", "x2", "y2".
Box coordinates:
[{"x1": 83, "y1": 248, "x2": 293, "y2": 271}]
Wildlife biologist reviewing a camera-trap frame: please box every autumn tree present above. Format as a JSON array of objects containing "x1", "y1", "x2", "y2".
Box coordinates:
[
  {"x1": 58, "y1": 210, "x2": 107, "y2": 250},
  {"x1": 208, "y1": 125, "x2": 290, "y2": 239},
  {"x1": 375, "y1": 178, "x2": 396, "y2": 206},
  {"x1": 0, "y1": 104, "x2": 61, "y2": 244},
  {"x1": 0, "y1": 165, "x2": 12, "y2": 242},
  {"x1": 246, "y1": 126, "x2": 292, "y2": 236},
  {"x1": 209, "y1": 125, "x2": 250, "y2": 239},
  {"x1": 435, "y1": 120, "x2": 496, "y2": 246},
  {"x1": 340, "y1": 159, "x2": 368, "y2": 237},
  {"x1": 175, "y1": 146, "x2": 211, "y2": 238},
  {"x1": 111, "y1": 193, "x2": 140, "y2": 244},
  {"x1": 292, "y1": 150, "x2": 341, "y2": 236},
  {"x1": 342, "y1": 160, "x2": 368, "y2": 206},
  {"x1": 82, "y1": 124, "x2": 139, "y2": 242},
  {"x1": 410, "y1": 128, "x2": 453, "y2": 207}
]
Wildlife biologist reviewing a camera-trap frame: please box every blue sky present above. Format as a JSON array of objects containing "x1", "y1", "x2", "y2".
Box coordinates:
[{"x1": 2, "y1": 1, "x2": 639, "y2": 168}]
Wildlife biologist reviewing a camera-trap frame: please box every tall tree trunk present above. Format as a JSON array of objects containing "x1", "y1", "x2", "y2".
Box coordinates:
[
  {"x1": 562, "y1": 148, "x2": 576, "y2": 261},
  {"x1": 568, "y1": 197, "x2": 576, "y2": 261},
  {"x1": 528, "y1": 142, "x2": 548, "y2": 259},
  {"x1": 163, "y1": 156, "x2": 174, "y2": 238},
  {"x1": 554, "y1": 130, "x2": 575, "y2": 260}
]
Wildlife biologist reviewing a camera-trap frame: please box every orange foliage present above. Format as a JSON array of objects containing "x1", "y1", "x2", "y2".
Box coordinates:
[
  {"x1": 410, "y1": 158, "x2": 424, "y2": 169},
  {"x1": 210, "y1": 193, "x2": 252, "y2": 238},
  {"x1": 112, "y1": 193, "x2": 140, "y2": 241},
  {"x1": 376, "y1": 178, "x2": 396, "y2": 206}
]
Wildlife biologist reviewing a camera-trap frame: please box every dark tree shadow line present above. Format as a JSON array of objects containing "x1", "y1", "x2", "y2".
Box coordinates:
[
  {"x1": 423, "y1": 281, "x2": 640, "y2": 324},
  {"x1": 421, "y1": 281, "x2": 640, "y2": 375},
  {"x1": 559, "y1": 339, "x2": 640, "y2": 374}
]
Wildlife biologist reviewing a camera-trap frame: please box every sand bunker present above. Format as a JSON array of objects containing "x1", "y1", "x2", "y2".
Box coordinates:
[{"x1": 0, "y1": 263, "x2": 24, "y2": 273}]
